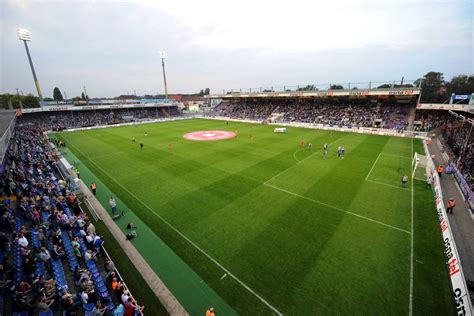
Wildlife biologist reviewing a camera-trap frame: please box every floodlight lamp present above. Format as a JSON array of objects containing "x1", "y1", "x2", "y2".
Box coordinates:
[
  {"x1": 159, "y1": 51, "x2": 166, "y2": 59},
  {"x1": 17, "y1": 28, "x2": 31, "y2": 41}
]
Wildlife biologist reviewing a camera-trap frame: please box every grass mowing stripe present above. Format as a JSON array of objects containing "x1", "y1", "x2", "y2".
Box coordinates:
[
  {"x1": 409, "y1": 136, "x2": 415, "y2": 316},
  {"x1": 380, "y1": 153, "x2": 412, "y2": 159},
  {"x1": 365, "y1": 153, "x2": 382, "y2": 181},
  {"x1": 58, "y1": 119, "x2": 454, "y2": 314},
  {"x1": 292, "y1": 148, "x2": 304, "y2": 162},
  {"x1": 264, "y1": 136, "x2": 344, "y2": 185},
  {"x1": 264, "y1": 182, "x2": 412, "y2": 235},
  {"x1": 365, "y1": 179, "x2": 411, "y2": 191},
  {"x1": 64, "y1": 140, "x2": 284, "y2": 316}
]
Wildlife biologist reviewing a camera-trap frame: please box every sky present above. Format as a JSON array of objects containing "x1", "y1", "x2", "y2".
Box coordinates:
[{"x1": 0, "y1": 0, "x2": 473, "y2": 98}]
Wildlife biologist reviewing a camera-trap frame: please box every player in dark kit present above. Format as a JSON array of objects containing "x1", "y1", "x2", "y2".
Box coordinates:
[{"x1": 140, "y1": 143, "x2": 144, "y2": 151}]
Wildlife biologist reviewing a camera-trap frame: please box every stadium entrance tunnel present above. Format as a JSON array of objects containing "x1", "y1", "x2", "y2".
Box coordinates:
[{"x1": 183, "y1": 130, "x2": 236, "y2": 141}]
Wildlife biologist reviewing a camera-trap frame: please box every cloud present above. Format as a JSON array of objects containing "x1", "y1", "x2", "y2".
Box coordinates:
[{"x1": 1, "y1": 0, "x2": 472, "y2": 97}]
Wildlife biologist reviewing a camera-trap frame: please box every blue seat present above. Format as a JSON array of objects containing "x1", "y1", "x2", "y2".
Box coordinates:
[{"x1": 39, "y1": 310, "x2": 53, "y2": 316}]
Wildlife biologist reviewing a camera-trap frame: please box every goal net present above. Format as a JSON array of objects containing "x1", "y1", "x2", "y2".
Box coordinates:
[{"x1": 411, "y1": 152, "x2": 429, "y2": 181}]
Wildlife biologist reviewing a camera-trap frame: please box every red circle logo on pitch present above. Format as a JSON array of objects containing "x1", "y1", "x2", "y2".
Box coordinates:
[{"x1": 183, "y1": 130, "x2": 236, "y2": 141}]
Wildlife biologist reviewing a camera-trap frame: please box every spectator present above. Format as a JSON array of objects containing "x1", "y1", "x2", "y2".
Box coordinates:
[
  {"x1": 109, "y1": 196, "x2": 117, "y2": 216},
  {"x1": 38, "y1": 247, "x2": 51, "y2": 262},
  {"x1": 92, "y1": 301, "x2": 107, "y2": 316}
]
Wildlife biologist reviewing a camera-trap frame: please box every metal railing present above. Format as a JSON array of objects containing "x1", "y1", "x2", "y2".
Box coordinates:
[{"x1": 215, "y1": 79, "x2": 419, "y2": 94}]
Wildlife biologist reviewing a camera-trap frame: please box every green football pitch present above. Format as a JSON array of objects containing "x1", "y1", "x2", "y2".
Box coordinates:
[{"x1": 56, "y1": 118, "x2": 454, "y2": 315}]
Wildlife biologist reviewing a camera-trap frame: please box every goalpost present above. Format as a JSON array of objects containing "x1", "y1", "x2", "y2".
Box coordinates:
[{"x1": 411, "y1": 152, "x2": 431, "y2": 181}]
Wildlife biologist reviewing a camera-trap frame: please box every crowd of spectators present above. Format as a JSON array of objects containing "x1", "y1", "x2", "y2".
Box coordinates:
[
  {"x1": 214, "y1": 101, "x2": 275, "y2": 121},
  {"x1": 19, "y1": 107, "x2": 180, "y2": 131},
  {"x1": 442, "y1": 121, "x2": 474, "y2": 183},
  {"x1": 0, "y1": 125, "x2": 144, "y2": 315},
  {"x1": 213, "y1": 98, "x2": 412, "y2": 129},
  {"x1": 414, "y1": 110, "x2": 455, "y2": 132}
]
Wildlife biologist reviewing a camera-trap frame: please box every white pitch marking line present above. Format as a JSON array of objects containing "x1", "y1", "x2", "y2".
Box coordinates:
[
  {"x1": 63, "y1": 140, "x2": 284, "y2": 316},
  {"x1": 380, "y1": 153, "x2": 412, "y2": 160},
  {"x1": 365, "y1": 153, "x2": 382, "y2": 181},
  {"x1": 264, "y1": 183, "x2": 411, "y2": 235},
  {"x1": 265, "y1": 137, "x2": 343, "y2": 185},
  {"x1": 220, "y1": 273, "x2": 228, "y2": 280},
  {"x1": 292, "y1": 149, "x2": 303, "y2": 162},
  {"x1": 366, "y1": 179, "x2": 411, "y2": 191},
  {"x1": 408, "y1": 136, "x2": 415, "y2": 316}
]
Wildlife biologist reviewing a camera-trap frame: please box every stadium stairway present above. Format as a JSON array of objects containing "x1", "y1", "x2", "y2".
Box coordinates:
[
  {"x1": 160, "y1": 108, "x2": 171, "y2": 118},
  {"x1": 407, "y1": 106, "x2": 417, "y2": 130},
  {"x1": 263, "y1": 104, "x2": 281, "y2": 123}
]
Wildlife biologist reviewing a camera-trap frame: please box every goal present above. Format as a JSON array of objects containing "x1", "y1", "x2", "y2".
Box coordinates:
[{"x1": 411, "y1": 152, "x2": 430, "y2": 181}]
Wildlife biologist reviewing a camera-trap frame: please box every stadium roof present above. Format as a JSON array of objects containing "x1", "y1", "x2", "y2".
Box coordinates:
[
  {"x1": 206, "y1": 87, "x2": 421, "y2": 99},
  {"x1": 0, "y1": 110, "x2": 16, "y2": 136}
]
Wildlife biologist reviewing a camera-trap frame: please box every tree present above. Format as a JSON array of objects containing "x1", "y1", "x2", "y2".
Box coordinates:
[
  {"x1": 81, "y1": 92, "x2": 86, "y2": 100},
  {"x1": 204, "y1": 88, "x2": 210, "y2": 95},
  {"x1": 446, "y1": 75, "x2": 474, "y2": 96},
  {"x1": 53, "y1": 87, "x2": 63, "y2": 101},
  {"x1": 43, "y1": 97, "x2": 54, "y2": 101},
  {"x1": 0, "y1": 93, "x2": 40, "y2": 109},
  {"x1": 71, "y1": 96, "x2": 81, "y2": 101},
  {"x1": 329, "y1": 84, "x2": 344, "y2": 90},
  {"x1": 22, "y1": 94, "x2": 40, "y2": 108},
  {"x1": 416, "y1": 71, "x2": 445, "y2": 103},
  {"x1": 198, "y1": 89, "x2": 204, "y2": 96},
  {"x1": 377, "y1": 84, "x2": 392, "y2": 89},
  {"x1": 297, "y1": 85, "x2": 315, "y2": 91}
]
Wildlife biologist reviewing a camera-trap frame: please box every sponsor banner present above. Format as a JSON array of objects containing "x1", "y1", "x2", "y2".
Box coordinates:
[
  {"x1": 206, "y1": 88, "x2": 420, "y2": 99},
  {"x1": 453, "y1": 95, "x2": 470, "y2": 100},
  {"x1": 40, "y1": 100, "x2": 74, "y2": 106},
  {"x1": 424, "y1": 140, "x2": 473, "y2": 315},
  {"x1": 40, "y1": 99, "x2": 173, "y2": 106},
  {"x1": 21, "y1": 102, "x2": 179, "y2": 113},
  {"x1": 47, "y1": 116, "x2": 194, "y2": 133},
  {"x1": 417, "y1": 103, "x2": 473, "y2": 113}
]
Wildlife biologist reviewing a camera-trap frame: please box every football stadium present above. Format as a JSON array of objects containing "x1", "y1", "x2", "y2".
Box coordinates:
[{"x1": 1, "y1": 1, "x2": 474, "y2": 316}]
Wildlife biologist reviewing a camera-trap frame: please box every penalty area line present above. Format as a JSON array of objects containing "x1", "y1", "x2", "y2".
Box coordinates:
[
  {"x1": 64, "y1": 141, "x2": 284, "y2": 316},
  {"x1": 292, "y1": 148, "x2": 304, "y2": 162},
  {"x1": 264, "y1": 183, "x2": 411, "y2": 235},
  {"x1": 265, "y1": 137, "x2": 343, "y2": 185},
  {"x1": 365, "y1": 153, "x2": 381, "y2": 181},
  {"x1": 366, "y1": 179, "x2": 411, "y2": 191},
  {"x1": 380, "y1": 153, "x2": 412, "y2": 160}
]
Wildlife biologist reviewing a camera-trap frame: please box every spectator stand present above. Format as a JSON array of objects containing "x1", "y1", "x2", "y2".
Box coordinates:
[{"x1": 49, "y1": 138, "x2": 135, "y2": 308}]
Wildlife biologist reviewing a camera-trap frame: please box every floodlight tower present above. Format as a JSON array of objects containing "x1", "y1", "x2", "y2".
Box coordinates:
[
  {"x1": 17, "y1": 28, "x2": 43, "y2": 101},
  {"x1": 159, "y1": 51, "x2": 168, "y2": 99}
]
